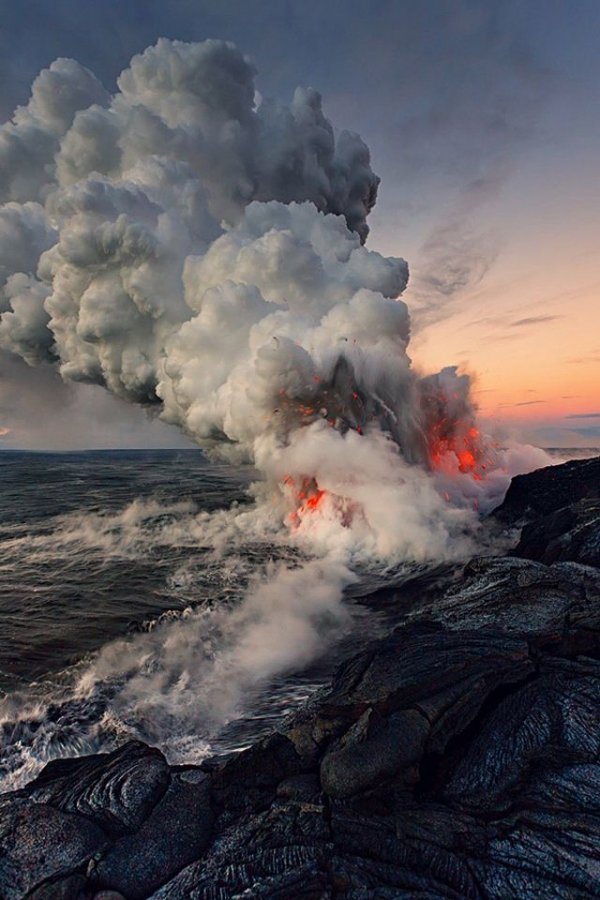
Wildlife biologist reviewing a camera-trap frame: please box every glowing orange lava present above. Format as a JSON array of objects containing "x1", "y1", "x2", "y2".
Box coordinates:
[
  {"x1": 427, "y1": 421, "x2": 484, "y2": 480},
  {"x1": 282, "y1": 474, "x2": 328, "y2": 527}
]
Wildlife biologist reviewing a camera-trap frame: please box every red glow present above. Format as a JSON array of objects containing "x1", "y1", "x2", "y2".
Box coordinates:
[
  {"x1": 427, "y1": 420, "x2": 485, "y2": 480},
  {"x1": 281, "y1": 474, "x2": 328, "y2": 526},
  {"x1": 305, "y1": 489, "x2": 326, "y2": 510},
  {"x1": 457, "y1": 449, "x2": 476, "y2": 470}
]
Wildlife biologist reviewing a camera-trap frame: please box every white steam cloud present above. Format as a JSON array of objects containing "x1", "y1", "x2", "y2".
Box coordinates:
[
  {"x1": 0, "y1": 39, "x2": 555, "y2": 785},
  {"x1": 0, "y1": 38, "x2": 486, "y2": 507}
]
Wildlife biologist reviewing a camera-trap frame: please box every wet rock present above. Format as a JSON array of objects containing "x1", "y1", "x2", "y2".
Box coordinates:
[
  {"x1": 0, "y1": 800, "x2": 107, "y2": 900},
  {"x1": 400, "y1": 555, "x2": 600, "y2": 634},
  {"x1": 151, "y1": 796, "x2": 331, "y2": 899},
  {"x1": 0, "y1": 742, "x2": 172, "y2": 898},
  {"x1": 320, "y1": 708, "x2": 429, "y2": 799},
  {"x1": 92, "y1": 771, "x2": 213, "y2": 899},
  {"x1": 314, "y1": 625, "x2": 533, "y2": 800},
  {"x1": 210, "y1": 731, "x2": 307, "y2": 817},
  {"x1": 446, "y1": 657, "x2": 600, "y2": 811},
  {"x1": 27, "y1": 874, "x2": 87, "y2": 900},
  {"x1": 23, "y1": 740, "x2": 170, "y2": 835},
  {"x1": 335, "y1": 624, "x2": 531, "y2": 710}
]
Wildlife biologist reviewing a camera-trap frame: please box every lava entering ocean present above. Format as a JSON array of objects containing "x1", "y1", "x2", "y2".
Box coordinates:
[
  {"x1": 0, "y1": 36, "x2": 551, "y2": 548},
  {"x1": 282, "y1": 474, "x2": 329, "y2": 528},
  {"x1": 0, "y1": 37, "x2": 560, "y2": 800},
  {"x1": 273, "y1": 349, "x2": 496, "y2": 534}
]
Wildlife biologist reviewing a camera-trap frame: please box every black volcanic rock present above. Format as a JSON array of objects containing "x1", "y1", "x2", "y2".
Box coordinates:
[
  {"x1": 494, "y1": 455, "x2": 600, "y2": 524},
  {"x1": 399, "y1": 555, "x2": 600, "y2": 633},
  {"x1": 91, "y1": 769, "x2": 213, "y2": 899},
  {"x1": 21, "y1": 740, "x2": 170, "y2": 836},
  {"x1": 2, "y1": 455, "x2": 600, "y2": 898},
  {"x1": 493, "y1": 455, "x2": 600, "y2": 569},
  {"x1": 150, "y1": 623, "x2": 600, "y2": 899},
  {"x1": 5, "y1": 620, "x2": 600, "y2": 898},
  {"x1": 515, "y1": 497, "x2": 600, "y2": 567},
  {"x1": 0, "y1": 800, "x2": 107, "y2": 900}
]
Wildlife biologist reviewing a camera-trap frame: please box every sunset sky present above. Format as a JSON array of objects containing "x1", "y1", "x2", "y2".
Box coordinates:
[{"x1": 1, "y1": 0, "x2": 598, "y2": 449}]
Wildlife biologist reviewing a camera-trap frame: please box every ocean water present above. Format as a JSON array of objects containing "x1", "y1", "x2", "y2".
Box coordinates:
[
  {"x1": 0, "y1": 446, "x2": 595, "y2": 793},
  {"x1": 0, "y1": 450, "x2": 254, "y2": 686},
  {"x1": 0, "y1": 449, "x2": 403, "y2": 791}
]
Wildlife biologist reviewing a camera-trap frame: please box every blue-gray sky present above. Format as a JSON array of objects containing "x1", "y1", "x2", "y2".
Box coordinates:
[{"x1": 1, "y1": 0, "x2": 599, "y2": 448}]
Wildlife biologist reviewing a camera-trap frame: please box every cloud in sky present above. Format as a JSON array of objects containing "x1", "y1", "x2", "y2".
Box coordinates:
[
  {"x1": 515, "y1": 400, "x2": 546, "y2": 407},
  {"x1": 510, "y1": 315, "x2": 562, "y2": 327},
  {"x1": 518, "y1": 423, "x2": 600, "y2": 449},
  {"x1": 566, "y1": 354, "x2": 600, "y2": 365},
  {"x1": 408, "y1": 215, "x2": 498, "y2": 327}
]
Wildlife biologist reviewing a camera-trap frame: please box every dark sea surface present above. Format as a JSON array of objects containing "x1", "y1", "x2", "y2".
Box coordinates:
[
  {"x1": 0, "y1": 449, "x2": 255, "y2": 686},
  {"x1": 0, "y1": 449, "x2": 403, "y2": 791},
  {"x1": 0, "y1": 446, "x2": 595, "y2": 792}
]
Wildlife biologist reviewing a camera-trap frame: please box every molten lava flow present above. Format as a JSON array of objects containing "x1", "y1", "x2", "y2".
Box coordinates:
[
  {"x1": 281, "y1": 474, "x2": 329, "y2": 528},
  {"x1": 427, "y1": 421, "x2": 485, "y2": 480}
]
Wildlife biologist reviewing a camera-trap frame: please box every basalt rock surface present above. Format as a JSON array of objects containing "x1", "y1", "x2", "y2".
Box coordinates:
[
  {"x1": 515, "y1": 498, "x2": 600, "y2": 568},
  {"x1": 1, "y1": 454, "x2": 600, "y2": 899},
  {"x1": 494, "y1": 454, "x2": 600, "y2": 524},
  {"x1": 494, "y1": 455, "x2": 600, "y2": 568}
]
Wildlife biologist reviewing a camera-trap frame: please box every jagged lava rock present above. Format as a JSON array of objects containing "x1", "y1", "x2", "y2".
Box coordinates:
[
  {"x1": 494, "y1": 455, "x2": 600, "y2": 524},
  {"x1": 91, "y1": 769, "x2": 213, "y2": 899},
  {"x1": 21, "y1": 740, "x2": 170, "y2": 835},
  {"x1": 493, "y1": 455, "x2": 600, "y2": 569},
  {"x1": 400, "y1": 555, "x2": 600, "y2": 633},
  {"x1": 152, "y1": 622, "x2": 600, "y2": 898},
  {"x1": 0, "y1": 742, "x2": 212, "y2": 900},
  {"x1": 515, "y1": 497, "x2": 600, "y2": 567},
  {"x1": 2, "y1": 455, "x2": 600, "y2": 898}
]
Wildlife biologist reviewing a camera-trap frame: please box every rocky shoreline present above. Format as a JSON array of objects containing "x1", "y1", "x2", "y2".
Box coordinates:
[{"x1": 1, "y1": 455, "x2": 599, "y2": 899}]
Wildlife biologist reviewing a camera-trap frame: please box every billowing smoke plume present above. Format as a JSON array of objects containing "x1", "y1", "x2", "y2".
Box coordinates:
[
  {"x1": 0, "y1": 37, "x2": 548, "y2": 552},
  {"x1": 0, "y1": 41, "x2": 401, "y2": 429},
  {"x1": 0, "y1": 41, "x2": 557, "y2": 787}
]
